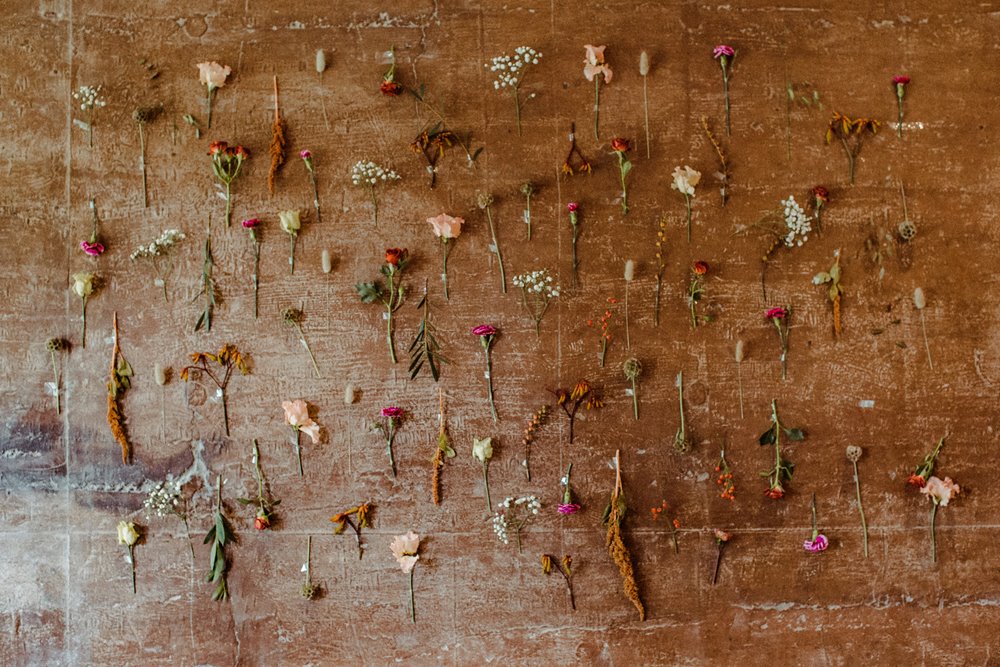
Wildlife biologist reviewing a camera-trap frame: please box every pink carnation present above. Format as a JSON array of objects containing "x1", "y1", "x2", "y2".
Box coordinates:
[
  {"x1": 557, "y1": 503, "x2": 581, "y2": 515},
  {"x1": 713, "y1": 45, "x2": 735, "y2": 59},
  {"x1": 566, "y1": 202, "x2": 579, "y2": 213},
  {"x1": 472, "y1": 324, "x2": 497, "y2": 337},
  {"x1": 80, "y1": 241, "x2": 105, "y2": 257},
  {"x1": 765, "y1": 306, "x2": 788, "y2": 320},
  {"x1": 892, "y1": 75, "x2": 910, "y2": 86},
  {"x1": 381, "y1": 406, "x2": 404, "y2": 418},
  {"x1": 300, "y1": 149, "x2": 312, "y2": 159},
  {"x1": 241, "y1": 218, "x2": 260, "y2": 229},
  {"x1": 803, "y1": 534, "x2": 829, "y2": 553}
]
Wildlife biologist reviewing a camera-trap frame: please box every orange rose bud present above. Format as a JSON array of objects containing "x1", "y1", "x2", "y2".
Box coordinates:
[
  {"x1": 611, "y1": 137, "x2": 630, "y2": 153},
  {"x1": 764, "y1": 486, "x2": 785, "y2": 500},
  {"x1": 208, "y1": 140, "x2": 228, "y2": 155},
  {"x1": 907, "y1": 473, "x2": 927, "y2": 488},
  {"x1": 693, "y1": 261, "x2": 709, "y2": 276},
  {"x1": 254, "y1": 513, "x2": 271, "y2": 530},
  {"x1": 380, "y1": 79, "x2": 404, "y2": 96},
  {"x1": 385, "y1": 247, "x2": 407, "y2": 267}
]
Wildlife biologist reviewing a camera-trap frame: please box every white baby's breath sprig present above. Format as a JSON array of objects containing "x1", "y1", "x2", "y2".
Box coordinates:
[
  {"x1": 73, "y1": 85, "x2": 106, "y2": 148},
  {"x1": 781, "y1": 195, "x2": 813, "y2": 247},
  {"x1": 486, "y1": 46, "x2": 542, "y2": 135},
  {"x1": 512, "y1": 269, "x2": 561, "y2": 335},
  {"x1": 130, "y1": 229, "x2": 186, "y2": 302},
  {"x1": 491, "y1": 495, "x2": 541, "y2": 553},
  {"x1": 351, "y1": 160, "x2": 400, "y2": 225}
]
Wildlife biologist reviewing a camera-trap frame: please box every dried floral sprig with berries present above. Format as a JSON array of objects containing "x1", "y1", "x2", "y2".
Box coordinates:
[
  {"x1": 237, "y1": 439, "x2": 281, "y2": 531},
  {"x1": 812, "y1": 249, "x2": 844, "y2": 337},
  {"x1": 521, "y1": 405, "x2": 550, "y2": 481},
  {"x1": 409, "y1": 82, "x2": 483, "y2": 169},
  {"x1": 651, "y1": 500, "x2": 681, "y2": 554},
  {"x1": 180, "y1": 344, "x2": 250, "y2": 437},
  {"x1": 587, "y1": 297, "x2": 618, "y2": 368},
  {"x1": 603, "y1": 450, "x2": 644, "y2": 621},
  {"x1": 758, "y1": 399, "x2": 805, "y2": 499},
  {"x1": 431, "y1": 390, "x2": 454, "y2": 504},
  {"x1": 700, "y1": 116, "x2": 730, "y2": 205},
  {"x1": 356, "y1": 249, "x2": 408, "y2": 364},
  {"x1": 107, "y1": 314, "x2": 133, "y2": 465},
  {"x1": 541, "y1": 554, "x2": 576, "y2": 611},
  {"x1": 715, "y1": 449, "x2": 736, "y2": 502},
  {"x1": 551, "y1": 380, "x2": 603, "y2": 444},
  {"x1": 283, "y1": 307, "x2": 321, "y2": 379},
  {"x1": 331, "y1": 502, "x2": 373, "y2": 560}
]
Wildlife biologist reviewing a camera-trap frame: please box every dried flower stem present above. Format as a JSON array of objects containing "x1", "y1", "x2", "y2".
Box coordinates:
[
  {"x1": 851, "y1": 457, "x2": 868, "y2": 558},
  {"x1": 605, "y1": 450, "x2": 645, "y2": 621},
  {"x1": 268, "y1": 77, "x2": 286, "y2": 195},
  {"x1": 641, "y1": 57, "x2": 651, "y2": 158},
  {"x1": 593, "y1": 77, "x2": 601, "y2": 140},
  {"x1": 919, "y1": 310, "x2": 932, "y2": 370},
  {"x1": 701, "y1": 116, "x2": 730, "y2": 206},
  {"x1": 48, "y1": 344, "x2": 62, "y2": 415},
  {"x1": 107, "y1": 313, "x2": 132, "y2": 464},
  {"x1": 483, "y1": 202, "x2": 506, "y2": 293},
  {"x1": 137, "y1": 119, "x2": 148, "y2": 207}
]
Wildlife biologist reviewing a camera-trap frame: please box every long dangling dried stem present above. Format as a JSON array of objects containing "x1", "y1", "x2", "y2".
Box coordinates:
[
  {"x1": 605, "y1": 450, "x2": 645, "y2": 621},
  {"x1": 268, "y1": 76, "x2": 286, "y2": 195},
  {"x1": 107, "y1": 313, "x2": 132, "y2": 464}
]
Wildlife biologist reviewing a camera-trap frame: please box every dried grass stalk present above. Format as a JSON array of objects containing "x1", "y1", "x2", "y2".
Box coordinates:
[
  {"x1": 107, "y1": 313, "x2": 131, "y2": 464},
  {"x1": 268, "y1": 76, "x2": 286, "y2": 195}
]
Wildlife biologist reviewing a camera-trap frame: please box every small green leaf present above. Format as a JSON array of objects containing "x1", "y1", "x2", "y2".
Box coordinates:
[
  {"x1": 203, "y1": 528, "x2": 214, "y2": 545},
  {"x1": 784, "y1": 428, "x2": 806, "y2": 441},
  {"x1": 758, "y1": 427, "x2": 777, "y2": 446},
  {"x1": 215, "y1": 514, "x2": 226, "y2": 545}
]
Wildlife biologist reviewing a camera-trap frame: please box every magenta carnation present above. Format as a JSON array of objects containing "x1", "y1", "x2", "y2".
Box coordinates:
[
  {"x1": 80, "y1": 241, "x2": 105, "y2": 257},
  {"x1": 557, "y1": 503, "x2": 581, "y2": 515},
  {"x1": 472, "y1": 324, "x2": 497, "y2": 337},
  {"x1": 803, "y1": 534, "x2": 829, "y2": 553},
  {"x1": 713, "y1": 45, "x2": 735, "y2": 59},
  {"x1": 381, "y1": 406, "x2": 404, "y2": 418},
  {"x1": 765, "y1": 306, "x2": 788, "y2": 320}
]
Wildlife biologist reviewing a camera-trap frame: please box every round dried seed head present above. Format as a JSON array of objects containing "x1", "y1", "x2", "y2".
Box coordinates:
[
  {"x1": 898, "y1": 220, "x2": 917, "y2": 241},
  {"x1": 846, "y1": 445, "x2": 862, "y2": 463}
]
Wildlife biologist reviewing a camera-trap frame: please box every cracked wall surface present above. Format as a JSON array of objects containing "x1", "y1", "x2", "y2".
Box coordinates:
[{"x1": 2, "y1": 0, "x2": 1000, "y2": 665}]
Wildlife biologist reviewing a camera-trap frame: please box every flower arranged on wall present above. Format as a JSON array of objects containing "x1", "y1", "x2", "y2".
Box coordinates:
[
  {"x1": 673, "y1": 371, "x2": 690, "y2": 453},
  {"x1": 390, "y1": 531, "x2": 421, "y2": 623},
  {"x1": 759, "y1": 195, "x2": 813, "y2": 300},
  {"x1": 653, "y1": 214, "x2": 668, "y2": 326},
  {"x1": 132, "y1": 106, "x2": 159, "y2": 207},
  {"x1": 765, "y1": 306, "x2": 792, "y2": 380},
  {"x1": 409, "y1": 283, "x2": 446, "y2": 382},
  {"x1": 784, "y1": 82, "x2": 822, "y2": 162},
  {"x1": 277, "y1": 209, "x2": 301, "y2": 274},
  {"x1": 130, "y1": 228, "x2": 186, "y2": 303},
  {"x1": 282, "y1": 308, "x2": 321, "y2": 379},
  {"x1": 432, "y1": 390, "x2": 454, "y2": 504},
  {"x1": 758, "y1": 399, "x2": 806, "y2": 499},
  {"x1": 892, "y1": 75, "x2": 910, "y2": 137},
  {"x1": 486, "y1": 46, "x2": 542, "y2": 134},
  {"x1": 520, "y1": 182, "x2": 535, "y2": 240},
  {"x1": 551, "y1": 380, "x2": 602, "y2": 444},
  {"x1": 810, "y1": 185, "x2": 830, "y2": 232},
  {"x1": 587, "y1": 297, "x2": 618, "y2": 368},
  {"x1": 922, "y1": 475, "x2": 959, "y2": 563},
  {"x1": 492, "y1": 495, "x2": 541, "y2": 553},
  {"x1": 73, "y1": 84, "x2": 106, "y2": 148},
  {"x1": 237, "y1": 439, "x2": 280, "y2": 530},
  {"x1": 238, "y1": 219, "x2": 262, "y2": 317},
  {"x1": 472, "y1": 324, "x2": 499, "y2": 422},
  {"x1": 825, "y1": 112, "x2": 880, "y2": 184},
  {"x1": 300, "y1": 150, "x2": 322, "y2": 223},
  {"x1": 558, "y1": 463, "x2": 580, "y2": 515},
  {"x1": 331, "y1": 502, "x2": 373, "y2": 560},
  {"x1": 845, "y1": 446, "x2": 868, "y2": 558},
  {"x1": 351, "y1": 160, "x2": 400, "y2": 225},
  {"x1": 116, "y1": 520, "x2": 141, "y2": 594},
  {"x1": 561, "y1": 122, "x2": 592, "y2": 175},
  {"x1": 623, "y1": 358, "x2": 642, "y2": 421},
  {"x1": 734, "y1": 340, "x2": 746, "y2": 419},
  {"x1": 477, "y1": 193, "x2": 507, "y2": 294},
  {"x1": 209, "y1": 140, "x2": 248, "y2": 227},
  {"x1": 194, "y1": 224, "x2": 216, "y2": 333},
  {"x1": 204, "y1": 476, "x2": 235, "y2": 601},
  {"x1": 428, "y1": 213, "x2": 464, "y2": 300},
  {"x1": 80, "y1": 199, "x2": 105, "y2": 257},
  {"x1": 283, "y1": 399, "x2": 320, "y2": 476},
  {"x1": 107, "y1": 313, "x2": 133, "y2": 465},
  {"x1": 372, "y1": 406, "x2": 406, "y2": 477},
  {"x1": 711, "y1": 529, "x2": 731, "y2": 585},
  {"x1": 380, "y1": 46, "x2": 404, "y2": 96},
  {"x1": 45, "y1": 338, "x2": 65, "y2": 414},
  {"x1": 715, "y1": 449, "x2": 736, "y2": 502},
  {"x1": 197, "y1": 61, "x2": 230, "y2": 128},
  {"x1": 603, "y1": 450, "x2": 644, "y2": 620},
  {"x1": 472, "y1": 437, "x2": 495, "y2": 512},
  {"x1": 356, "y1": 249, "x2": 409, "y2": 364},
  {"x1": 583, "y1": 44, "x2": 612, "y2": 139},
  {"x1": 268, "y1": 76, "x2": 286, "y2": 195},
  {"x1": 908, "y1": 436, "x2": 945, "y2": 488},
  {"x1": 567, "y1": 201, "x2": 583, "y2": 284},
  {"x1": 712, "y1": 45, "x2": 735, "y2": 135},
  {"x1": 803, "y1": 494, "x2": 828, "y2": 553},
  {"x1": 521, "y1": 405, "x2": 549, "y2": 481},
  {"x1": 541, "y1": 554, "x2": 576, "y2": 611},
  {"x1": 688, "y1": 261, "x2": 710, "y2": 328},
  {"x1": 180, "y1": 344, "x2": 250, "y2": 437},
  {"x1": 611, "y1": 137, "x2": 633, "y2": 214},
  {"x1": 651, "y1": 500, "x2": 681, "y2": 554},
  {"x1": 512, "y1": 269, "x2": 561, "y2": 335},
  {"x1": 913, "y1": 287, "x2": 933, "y2": 369},
  {"x1": 144, "y1": 478, "x2": 194, "y2": 563},
  {"x1": 70, "y1": 271, "x2": 97, "y2": 348},
  {"x1": 701, "y1": 116, "x2": 731, "y2": 205},
  {"x1": 812, "y1": 249, "x2": 844, "y2": 337},
  {"x1": 671, "y1": 166, "x2": 701, "y2": 242},
  {"x1": 410, "y1": 84, "x2": 484, "y2": 173},
  {"x1": 640, "y1": 51, "x2": 651, "y2": 157}
]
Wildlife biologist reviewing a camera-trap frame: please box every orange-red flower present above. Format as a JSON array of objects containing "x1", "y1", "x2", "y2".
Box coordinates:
[
  {"x1": 254, "y1": 513, "x2": 271, "y2": 530},
  {"x1": 385, "y1": 247, "x2": 408, "y2": 267},
  {"x1": 764, "y1": 486, "x2": 785, "y2": 500},
  {"x1": 208, "y1": 140, "x2": 228, "y2": 155},
  {"x1": 611, "y1": 137, "x2": 630, "y2": 153},
  {"x1": 693, "y1": 261, "x2": 709, "y2": 276},
  {"x1": 812, "y1": 185, "x2": 830, "y2": 203},
  {"x1": 380, "y1": 80, "x2": 404, "y2": 96},
  {"x1": 907, "y1": 473, "x2": 927, "y2": 488}
]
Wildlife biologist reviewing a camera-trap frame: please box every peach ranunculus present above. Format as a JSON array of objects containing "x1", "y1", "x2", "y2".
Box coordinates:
[
  {"x1": 283, "y1": 399, "x2": 320, "y2": 443},
  {"x1": 390, "y1": 530, "x2": 421, "y2": 573},
  {"x1": 922, "y1": 476, "x2": 960, "y2": 506},
  {"x1": 197, "y1": 62, "x2": 231, "y2": 90},
  {"x1": 427, "y1": 213, "x2": 464, "y2": 240},
  {"x1": 583, "y1": 45, "x2": 612, "y2": 83}
]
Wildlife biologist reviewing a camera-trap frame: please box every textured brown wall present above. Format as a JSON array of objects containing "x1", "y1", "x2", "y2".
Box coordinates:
[{"x1": 3, "y1": 0, "x2": 999, "y2": 665}]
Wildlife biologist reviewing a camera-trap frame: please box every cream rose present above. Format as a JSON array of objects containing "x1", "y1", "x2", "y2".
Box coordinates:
[
  {"x1": 197, "y1": 61, "x2": 231, "y2": 90},
  {"x1": 116, "y1": 520, "x2": 140, "y2": 546},
  {"x1": 279, "y1": 210, "x2": 301, "y2": 235},
  {"x1": 472, "y1": 437, "x2": 493, "y2": 463},
  {"x1": 671, "y1": 165, "x2": 701, "y2": 197},
  {"x1": 71, "y1": 272, "x2": 95, "y2": 298}
]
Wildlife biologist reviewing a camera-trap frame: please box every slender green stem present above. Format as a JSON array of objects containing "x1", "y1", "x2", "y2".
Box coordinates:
[
  {"x1": 441, "y1": 240, "x2": 450, "y2": 300},
  {"x1": 631, "y1": 378, "x2": 638, "y2": 420},
  {"x1": 685, "y1": 195, "x2": 693, "y2": 243},
  {"x1": 920, "y1": 312, "x2": 933, "y2": 370},
  {"x1": 251, "y1": 242, "x2": 260, "y2": 319},
  {"x1": 840, "y1": 136, "x2": 855, "y2": 185},
  {"x1": 289, "y1": 234, "x2": 296, "y2": 275},
  {"x1": 512, "y1": 89, "x2": 522, "y2": 135},
  {"x1": 81, "y1": 297, "x2": 87, "y2": 349},
  {"x1": 677, "y1": 372, "x2": 686, "y2": 437},
  {"x1": 408, "y1": 568, "x2": 416, "y2": 623},
  {"x1": 737, "y1": 364, "x2": 744, "y2": 419},
  {"x1": 386, "y1": 272, "x2": 398, "y2": 364},
  {"x1": 896, "y1": 97, "x2": 904, "y2": 138},
  {"x1": 712, "y1": 544, "x2": 724, "y2": 585},
  {"x1": 642, "y1": 75, "x2": 651, "y2": 158},
  {"x1": 305, "y1": 536, "x2": 312, "y2": 585},
  {"x1": 293, "y1": 430, "x2": 303, "y2": 476},
  {"x1": 515, "y1": 526, "x2": 522, "y2": 554},
  {"x1": 571, "y1": 225, "x2": 580, "y2": 286},
  {"x1": 50, "y1": 350, "x2": 60, "y2": 414},
  {"x1": 930, "y1": 503, "x2": 938, "y2": 563},
  {"x1": 369, "y1": 186, "x2": 378, "y2": 225},
  {"x1": 852, "y1": 460, "x2": 869, "y2": 558},
  {"x1": 593, "y1": 77, "x2": 600, "y2": 140},
  {"x1": 88, "y1": 111, "x2": 94, "y2": 148},
  {"x1": 206, "y1": 87, "x2": 214, "y2": 129},
  {"x1": 625, "y1": 283, "x2": 631, "y2": 350},
  {"x1": 128, "y1": 545, "x2": 136, "y2": 594},
  {"x1": 482, "y1": 462, "x2": 492, "y2": 512},
  {"x1": 295, "y1": 323, "x2": 320, "y2": 378},
  {"x1": 524, "y1": 192, "x2": 532, "y2": 241},
  {"x1": 722, "y1": 68, "x2": 731, "y2": 136},
  {"x1": 671, "y1": 527, "x2": 679, "y2": 555},
  {"x1": 309, "y1": 171, "x2": 321, "y2": 223},
  {"x1": 224, "y1": 182, "x2": 232, "y2": 227},
  {"x1": 617, "y1": 153, "x2": 629, "y2": 215},
  {"x1": 387, "y1": 423, "x2": 397, "y2": 477},
  {"x1": 599, "y1": 337, "x2": 607, "y2": 367},
  {"x1": 654, "y1": 274, "x2": 662, "y2": 327},
  {"x1": 138, "y1": 122, "x2": 148, "y2": 208},
  {"x1": 484, "y1": 348, "x2": 497, "y2": 422},
  {"x1": 485, "y1": 206, "x2": 506, "y2": 293},
  {"x1": 222, "y1": 388, "x2": 230, "y2": 437}
]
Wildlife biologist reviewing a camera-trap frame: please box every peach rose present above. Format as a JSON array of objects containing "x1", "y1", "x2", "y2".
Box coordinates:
[
  {"x1": 390, "y1": 531, "x2": 421, "y2": 573},
  {"x1": 922, "y1": 476, "x2": 960, "y2": 506},
  {"x1": 427, "y1": 213, "x2": 464, "y2": 240},
  {"x1": 197, "y1": 62, "x2": 231, "y2": 90},
  {"x1": 283, "y1": 399, "x2": 320, "y2": 443},
  {"x1": 583, "y1": 44, "x2": 613, "y2": 83}
]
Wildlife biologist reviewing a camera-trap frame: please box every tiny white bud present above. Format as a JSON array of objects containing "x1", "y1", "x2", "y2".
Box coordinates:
[
  {"x1": 321, "y1": 249, "x2": 332, "y2": 274},
  {"x1": 343, "y1": 383, "x2": 356, "y2": 405},
  {"x1": 624, "y1": 259, "x2": 635, "y2": 282},
  {"x1": 154, "y1": 364, "x2": 168, "y2": 386},
  {"x1": 315, "y1": 49, "x2": 327, "y2": 74},
  {"x1": 913, "y1": 287, "x2": 926, "y2": 310},
  {"x1": 639, "y1": 51, "x2": 650, "y2": 76},
  {"x1": 735, "y1": 340, "x2": 745, "y2": 363}
]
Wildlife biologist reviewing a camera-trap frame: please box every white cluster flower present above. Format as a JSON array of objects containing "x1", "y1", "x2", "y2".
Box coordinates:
[
  {"x1": 486, "y1": 46, "x2": 542, "y2": 90},
  {"x1": 130, "y1": 229, "x2": 186, "y2": 261},
  {"x1": 351, "y1": 160, "x2": 400, "y2": 187},
  {"x1": 73, "y1": 85, "x2": 106, "y2": 111},
  {"x1": 143, "y1": 479, "x2": 182, "y2": 519},
  {"x1": 781, "y1": 195, "x2": 812, "y2": 247},
  {"x1": 511, "y1": 269, "x2": 560, "y2": 299},
  {"x1": 491, "y1": 495, "x2": 541, "y2": 545}
]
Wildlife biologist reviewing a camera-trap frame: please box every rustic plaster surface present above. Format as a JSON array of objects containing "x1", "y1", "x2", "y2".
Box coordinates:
[{"x1": 2, "y1": 0, "x2": 999, "y2": 665}]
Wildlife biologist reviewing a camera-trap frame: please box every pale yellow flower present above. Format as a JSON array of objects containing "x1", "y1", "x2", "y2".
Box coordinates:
[
  {"x1": 71, "y1": 272, "x2": 95, "y2": 298},
  {"x1": 116, "y1": 520, "x2": 139, "y2": 546},
  {"x1": 922, "y1": 476, "x2": 960, "y2": 506},
  {"x1": 197, "y1": 62, "x2": 231, "y2": 90},
  {"x1": 283, "y1": 399, "x2": 320, "y2": 443},
  {"x1": 279, "y1": 210, "x2": 301, "y2": 236},
  {"x1": 427, "y1": 213, "x2": 464, "y2": 239},
  {"x1": 390, "y1": 531, "x2": 421, "y2": 573},
  {"x1": 671, "y1": 166, "x2": 701, "y2": 197},
  {"x1": 472, "y1": 437, "x2": 493, "y2": 463}
]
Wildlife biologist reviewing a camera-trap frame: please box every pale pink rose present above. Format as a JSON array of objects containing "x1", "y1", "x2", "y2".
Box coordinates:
[
  {"x1": 427, "y1": 213, "x2": 464, "y2": 239},
  {"x1": 298, "y1": 421, "x2": 320, "y2": 443},
  {"x1": 583, "y1": 44, "x2": 613, "y2": 83},
  {"x1": 197, "y1": 62, "x2": 231, "y2": 89},
  {"x1": 283, "y1": 399, "x2": 320, "y2": 442},
  {"x1": 922, "y1": 476, "x2": 960, "y2": 506},
  {"x1": 390, "y1": 531, "x2": 421, "y2": 572}
]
